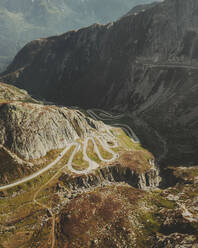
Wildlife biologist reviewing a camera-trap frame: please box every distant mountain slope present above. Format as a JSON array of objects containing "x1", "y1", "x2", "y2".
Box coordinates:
[
  {"x1": 0, "y1": 0, "x2": 156, "y2": 72},
  {"x1": 1, "y1": 0, "x2": 198, "y2": 166}
]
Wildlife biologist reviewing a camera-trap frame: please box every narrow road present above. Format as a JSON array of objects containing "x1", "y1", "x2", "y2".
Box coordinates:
[
  {"x1": 0, "y1": 132, "x2": 119, "y2": 190},
  {"x1": 0, "y1": 144, "x2": 75, "y2": 191},
  {"x1": 87, "y1": 136, "x2": 118, "y2": 163},
  {"x1": 68, "y1": 135, "x2": 119, "y2": 174},
  {"x1": 0, "y1": 127, "x2": 120, "y2": 247},
  {"x1": 87, "y1": 109, "x2": 124, "y2": 121},
  {"x1": 111, "y1": 123, "x2": 140, "y2": 143},
  {"x1": 88, "y1": 108, "x2": 125, "y2": 120},
  {"x1": 87, "y1": 109, "x2": 140, "y2": 143},
  {"x1": 66, "y1": 141, "x2": 99, "y2": 175},
  {"x1": 31, "y1": 134, "x2": 119, "y2": 248},
  {"x1": 142, "y1": 63, "x2": 198, "y2": 70}
]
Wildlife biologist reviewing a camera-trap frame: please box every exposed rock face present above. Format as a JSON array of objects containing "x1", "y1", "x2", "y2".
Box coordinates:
[
  {"x1": 0, "y1": 82, "x2": 166, "y2": 248},
  {"x1": 0, "y1": 101, "x2": 105, "y2": 160},
  {"x1": 0, "y1": 83, "x2": 119, "y2": 184},
  {"x1": 2, "y1": 0, "x2": 198, "y2": 107},
  {"x1": 2, "y1": 0, "x2": 198, "y2": 165},
  {"x1": 0, "y1": 145, "x2": 34, "y2": 184},
  {"x1": 0, "y1": 82, "x2": 34, "y2": 102},
  {"x1": 0, "y1": 84, "x2": 197, "y2": 247},
  {"x1": 60, "y1": 162, "x2": 160, "y2": 192}
]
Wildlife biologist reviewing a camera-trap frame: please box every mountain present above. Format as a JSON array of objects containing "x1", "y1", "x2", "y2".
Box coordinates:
[
  {"x1": 1, "y1": 0, "x2": 198, "y2": 167},
  {"x1": 0, "y1": 82, "x2": 164, "y2": 248},
  {"x1": 2, "y1": 82, "x2": 145, "y2": 185},
  {"x1": 0, "y1": 0, "x2": 156, "y2": 72},
  {"x1": 0, "y1": 82, "x2": 198, "y2": 247},
  {"x1": 0, "y1": 81, "x2": 159, "y2": 189}
]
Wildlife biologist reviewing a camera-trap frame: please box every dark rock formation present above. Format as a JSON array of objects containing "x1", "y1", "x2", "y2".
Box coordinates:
[{"x1": 60, "y1": 163, "x2": 160, "y2": 192}]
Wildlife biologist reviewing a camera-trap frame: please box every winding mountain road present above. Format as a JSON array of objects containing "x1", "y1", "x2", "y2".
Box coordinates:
[
  {"x1": 88, "y1": 136, "x2": 118, "y2": 162},
  {"x1": 0, "y1": 144, "x2": 75, "y2": 191},
  {"x1": 87, "y1": 109, "x2": 140, "y2": 143},
  {"x1": 142, "y1": 62, "x2": 198, "y2": 70},
  {"x1": 0, "y1": 133, "x2": 118, "y2": 190},
  {"x1": 88, "y1": 108, "x2": 125, "y2": 120},
  {"x1": 0, "y1": 108, "x2": 138, "y2": 191}
]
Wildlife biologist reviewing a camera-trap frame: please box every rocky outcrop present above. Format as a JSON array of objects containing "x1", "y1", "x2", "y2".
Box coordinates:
[
  {"x1": 0, "y1": 101, "x2": 106, "y2": 160},
  {"x1": 55, "y1": 166, "x2": 198, "y2": 248},
  {"x1": 0, "y1": 83, "x2": 118, "y2": 184},
  {"x1": 0, "y1": 82, "x2": 35, "y2": 102},
  {"x1": 60, "y1": 163, "x2": 160, "y2": 192},
  {"x1": 0, "y1": 145, "x2": 34, "y2": 185},
  {"x1": 2, "y1": 0, "x2": 198, "y2": 165}
]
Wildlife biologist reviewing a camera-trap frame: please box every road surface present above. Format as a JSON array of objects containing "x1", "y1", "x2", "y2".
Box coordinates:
[
  {"x1": 87, "y1": 109, "x2": 140, "y2": 143},
  {"x1": 0, "y1": 132, "x2": 119, "y2": 190}
]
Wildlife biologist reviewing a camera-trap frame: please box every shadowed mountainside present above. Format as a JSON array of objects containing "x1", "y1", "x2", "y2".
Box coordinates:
[{"x1": 0, "y1": 0, "x2": 156, "y2": 72}]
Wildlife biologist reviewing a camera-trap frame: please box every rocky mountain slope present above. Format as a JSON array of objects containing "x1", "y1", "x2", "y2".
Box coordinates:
[
  {"x1": 55, "y1": 168, "x2": 198, "y2": 248},
  {"x1": 1, "y1": 0, "x2": 198, "y2": 166},
  {"x1": 0, "y1": 82, "x2": 167, "y2": 247},
  {"x1": 1, "y1": 82, "x2": 135, "y2": 184},
  {"x1": 0, "y1": 85, "x2": 197, "y2": 247},
  {"x1": 0, "y1": 0, "x2": 156, "y2": 72}
]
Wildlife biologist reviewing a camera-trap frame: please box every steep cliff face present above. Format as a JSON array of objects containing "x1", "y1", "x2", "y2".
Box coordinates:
[
  {"x1": 2, "y1": 0, "x2": 198, "y2": 107},
  {"x1": 2, "y1": 0, "x2": 198, "y2": 165},
  {"x1": 60, "y1": 162, "x2": 160, "y2": 192}
]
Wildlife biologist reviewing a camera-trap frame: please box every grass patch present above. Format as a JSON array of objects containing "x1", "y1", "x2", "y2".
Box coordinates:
[
  {"x1": 115, "y1": 128, "x2": 143, "y2": 151},
  {"x1": 72, "y1": 149, "x2": 89, "y2": 171},
  {"x1": 94, "y1": 138, "x2": 113, "y2": 160},
  {"x1": 0, "y1": 145, "x2": 76, "y2": 246},
  {"x1": 0, "y1": 145, "x2": 74, "y2": 216},
  {"x1": 86, "y1": 140, "x2": 101, "y2": 163},
  {"x1": 135, "y1": 211, "x2": 162, "y2": 247},
  {"x1": 118, "y1": 151, "x2": 152, "y2": 173},
  {"x1": 151, "y1": 192, "x2": 176, "y2": 209}
]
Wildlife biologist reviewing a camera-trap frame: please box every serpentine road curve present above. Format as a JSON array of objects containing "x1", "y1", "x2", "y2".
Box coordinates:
[
  {"x1": 0, "y1": 108, "x2": 138, "y2": 191},
  {"x1": 87, "y1": 109, "x2": 140, "y2": 143},
  {"x1": 0, "y1": 144, "x2": 74, "y2": 191},
  {"x1": 0, "y1": 134, "x2": 119, "y2": 190}
]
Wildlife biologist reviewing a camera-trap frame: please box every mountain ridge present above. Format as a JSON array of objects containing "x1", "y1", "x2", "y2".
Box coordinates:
[{"x1": 0, "y1": 0, "x2": 156, "y2": 72}]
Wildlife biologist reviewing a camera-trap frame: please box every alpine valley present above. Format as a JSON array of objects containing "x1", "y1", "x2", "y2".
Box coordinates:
[{"x1": 0, "y1": 0, "x2": 198, "y2": 247}]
